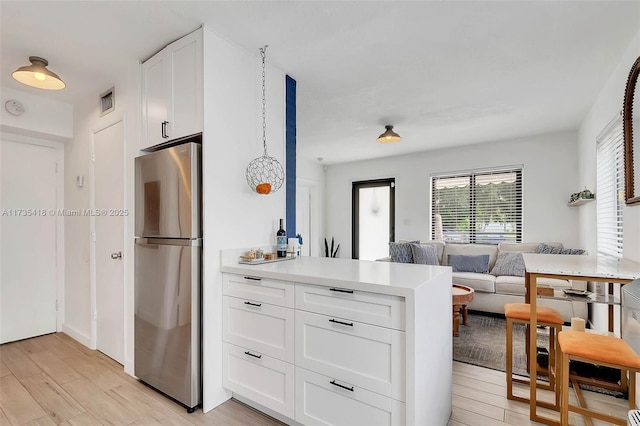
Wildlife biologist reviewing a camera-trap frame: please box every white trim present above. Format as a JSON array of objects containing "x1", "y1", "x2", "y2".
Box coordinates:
[{"x1": 61, "y1": 323, "x2": 92, "y2": 348}]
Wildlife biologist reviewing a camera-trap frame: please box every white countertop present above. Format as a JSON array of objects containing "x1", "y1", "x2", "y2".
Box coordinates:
[
  {"x1": 522, "y1": 253, "x2": 640, "y2": 281},
  {"x1": 221, "y1": 256, "x2": 452, "y2": 297}
]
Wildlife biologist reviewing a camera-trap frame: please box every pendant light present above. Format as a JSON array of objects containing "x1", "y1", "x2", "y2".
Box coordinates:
[
  {"x1": 12, "y1": 56, "x2": 66, "y2": 90},
  {"x1": 377, "y1": 125, "x2": 401, "y2": 143},
  {"x1": 245, "y1": 46, "x2": 284, "y2": 195}
]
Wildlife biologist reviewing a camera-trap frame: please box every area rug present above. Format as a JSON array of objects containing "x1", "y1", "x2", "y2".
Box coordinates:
[{"x1": 453, "y1": 312, "x2": 624, "y2": 398}]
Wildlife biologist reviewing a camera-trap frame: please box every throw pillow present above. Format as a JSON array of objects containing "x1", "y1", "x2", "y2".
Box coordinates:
[
  {"x1": 389, "y1": 241, "x2": 418, "y2": 263},
  {"x1": 490, "y1": 251, "x2": 526, "y2": 277},
  {"x1": 410, "y1": 243, "x2": 439, "y2": 265},
  {"x1": 536, "y1": 243, "x2": 585, "y2": 255},
  {"x1": 448, "y1": 254, "x2": 490, "y2": 273}
]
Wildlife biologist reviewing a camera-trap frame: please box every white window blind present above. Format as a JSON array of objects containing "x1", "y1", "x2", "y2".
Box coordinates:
[
  {"x1": 431, "y1": 167, "x2": 523, "y2": 244},
  {"x1": 596, "y1": 116, "x2": 624, "y2": 258}
]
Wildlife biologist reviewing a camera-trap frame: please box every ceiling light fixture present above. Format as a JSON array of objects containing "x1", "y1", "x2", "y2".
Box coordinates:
[
  {"x1": 12, "y1": 56, "x2": 66, "y2": 90},
  {"x1": 377, "y1": 125, "x2": 401, "y2": 143}
]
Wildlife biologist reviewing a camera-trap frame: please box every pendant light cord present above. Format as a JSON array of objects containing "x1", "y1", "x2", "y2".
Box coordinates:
[{"x1": 260, "y1": 45, "x2": 268, "y2": 155}]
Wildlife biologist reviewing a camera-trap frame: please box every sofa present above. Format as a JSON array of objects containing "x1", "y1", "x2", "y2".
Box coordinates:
[{"x1": 385, "y1": 240, "x2": 588, "y2": 322}]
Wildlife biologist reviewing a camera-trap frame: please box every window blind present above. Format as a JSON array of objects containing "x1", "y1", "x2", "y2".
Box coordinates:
[
  {"x1": 431, "y1": 167, "x2": 523, "y2": 244},
  {"x1": 596, "y1": 116, "x2": 624, "y2": 258}
]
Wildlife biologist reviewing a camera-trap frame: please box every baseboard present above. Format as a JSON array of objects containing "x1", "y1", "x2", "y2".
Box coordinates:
[{"x1": 61, "y1": 323, "x2": 93, "y2": 349}]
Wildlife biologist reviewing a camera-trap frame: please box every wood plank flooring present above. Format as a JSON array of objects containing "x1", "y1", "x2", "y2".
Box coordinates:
[{"x1": 0, "y1": 332, "x2": 631, "y2": 425}]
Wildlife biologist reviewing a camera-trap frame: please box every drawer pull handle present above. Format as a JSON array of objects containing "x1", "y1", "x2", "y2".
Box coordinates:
[
  {"x1": 244, "y1": 301, "x2": 262, "y2": 307},
  {"x1": 244, "y1": 351, "x2": 262, "y2": 359},
  {"x1": 244, "y1": 276, "x2": 262, "y2": 281},
  {"x1": 329, "y1": 318, "x2": 353, "y2": 327},
  {"x1": 329, "y1": 288, "x2": 353, "y2": 294},
  {"x1": 330, "y1": 380, "x2": 354, "y2": 392}
]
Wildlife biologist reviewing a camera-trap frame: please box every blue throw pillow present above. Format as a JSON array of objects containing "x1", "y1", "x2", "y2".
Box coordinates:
[
  {"x1": 389, "y1": 241, "x2": 418, "y2": 263},
  {"x1": 448, "y1": 254, "x2": 490, "y2": 273},
  {"x1": 410, "y1": 244, "x2": 439, "y2": 265}
]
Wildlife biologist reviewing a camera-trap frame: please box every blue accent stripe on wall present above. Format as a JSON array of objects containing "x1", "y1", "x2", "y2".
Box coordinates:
[{"x1": 285, "y1": 75, "x2": 297, "y2": 238}]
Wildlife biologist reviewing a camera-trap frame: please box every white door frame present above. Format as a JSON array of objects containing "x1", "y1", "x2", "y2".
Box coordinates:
[
  {"x1": 0, "y1": 132, "x2": 65, "y2": 333},
  {"x1": 89, "y1": 113, "x2": 127, "y2": 352}
]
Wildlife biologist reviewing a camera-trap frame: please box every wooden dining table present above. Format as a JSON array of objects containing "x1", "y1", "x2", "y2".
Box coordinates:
[{"x1": 522, "y1": 253, "x2": 640, "y2": 425}]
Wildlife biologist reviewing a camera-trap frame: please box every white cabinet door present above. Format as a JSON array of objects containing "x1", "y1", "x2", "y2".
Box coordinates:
[
  {"x1": 223, "y1": 343, "x2": 294, "y2": 418},
  {"x1": 142, "y1": 52, "x2": 169, "y2": 149},
  {"x1": 141, "y1": 28, "x2": 202, "y2": 150},
  {"x1": 295, "y1": 367, "x2": 405, "y2": 426},
  {"x1": 295, "y1": 310, "x2": 405, "y2": 401},
  {"x1": 223, "y1": 296, "x2": 294, "y2": 363},
  {"x1": 169, "y1": 30, "x2": 202, "y2": 141}
]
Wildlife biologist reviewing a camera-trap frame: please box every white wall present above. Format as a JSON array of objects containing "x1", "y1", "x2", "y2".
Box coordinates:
[
  {"x1": 296, "y1": 156, "x2": 325, "y2": 256},
  {"x1": 578, "y1": 29, "x2": 640, "y2": 263},
  {"x1": 202, "y1": 27, "x2": 287, "y2": 411},
  {"x1": 325, "y1": 130, "x2": 581, "y2": 258},
  {"x1": 577, "y1": 30, "x2": 640, "y2": 336},
  {"x1": 0, "y1": 86, "x2": 73, "y2": 141}
]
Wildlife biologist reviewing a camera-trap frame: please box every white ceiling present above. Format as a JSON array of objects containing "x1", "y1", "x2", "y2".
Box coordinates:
[{"x1": 1, "y1": 1, "x2": 639, "y2": 164}]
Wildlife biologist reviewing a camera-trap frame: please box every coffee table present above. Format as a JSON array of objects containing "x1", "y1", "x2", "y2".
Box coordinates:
[{"x1": 452, "y1": 284, "x2": 475, "y2": 337}]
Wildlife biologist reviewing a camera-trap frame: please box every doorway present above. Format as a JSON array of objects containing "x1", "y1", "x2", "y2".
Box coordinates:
[
  {"x1": 352, "y1": 179, "x2": 395, "y2": 260},
  {"x1": 92, "y1": 120, "x2": 125, "y2": 364},
  {"x1": 0, "y1": 138, "x2": 62, "y2": 344}
]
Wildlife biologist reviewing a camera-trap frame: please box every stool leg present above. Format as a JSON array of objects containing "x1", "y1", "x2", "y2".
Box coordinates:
[
  {"x1": 506, "y1": 317, "x2": 514, "y2": 399},
  {"x1": 462, "y1": 305, "x2": 469, "y2": 325},
  {"x1": 453, "y1": 305, "x2": 460, "y2": 337},
  {"x1": 561, "y1": 351, "x2": 570, "y2": 426}
]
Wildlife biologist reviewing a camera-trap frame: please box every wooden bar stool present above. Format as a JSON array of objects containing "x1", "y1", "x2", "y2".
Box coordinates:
[
  {"x1": 558, "y1": 331, "x2": 640, "y2": 426},
  {"x1": 504, "y1": 302, "x2": 563, "y2": 408}
]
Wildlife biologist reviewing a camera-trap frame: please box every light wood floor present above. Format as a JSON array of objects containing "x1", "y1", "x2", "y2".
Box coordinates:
[{"x1": 0, "y1": 333, "x2": 631, "y2": 425}]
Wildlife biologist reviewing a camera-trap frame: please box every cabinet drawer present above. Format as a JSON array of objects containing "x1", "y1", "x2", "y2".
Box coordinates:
[
  {"x1": 223, "y1": 343, "x2": 294, "y2": 418},
  {"x1": 295, "y1": 367, "x2": 405, "y2": 426},
  {"x1": 295, "y1": 311, "x2": 405, "y2": 401},
  {"x1": 223, "y1": 274, "x2": 294, "y2": 308},
  {"x1": 223, "y1": 296, "x2": 294, "y2": 363},
  {"x1": 295, "y1": 283, "x2": 405, "y2": 330}
]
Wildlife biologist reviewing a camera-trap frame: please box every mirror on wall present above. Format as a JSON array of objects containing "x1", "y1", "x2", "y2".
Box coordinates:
[{"x1": 623, "y1": 55, "x2": 640, "y2": 205}]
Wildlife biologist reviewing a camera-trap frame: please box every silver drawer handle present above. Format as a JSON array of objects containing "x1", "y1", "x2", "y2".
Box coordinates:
[{"x1": 110, "y1": 251, "x2": 122, "y2": 260}]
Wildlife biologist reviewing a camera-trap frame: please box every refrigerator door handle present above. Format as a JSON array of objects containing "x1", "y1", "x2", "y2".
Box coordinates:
[{"x1": 135, "y1": 237, "x2": 202, "y2": 247}]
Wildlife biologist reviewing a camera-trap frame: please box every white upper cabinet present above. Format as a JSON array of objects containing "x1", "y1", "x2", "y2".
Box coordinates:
[{"x1": 142, "y1": 28, "x2": 203, "y2": 149}]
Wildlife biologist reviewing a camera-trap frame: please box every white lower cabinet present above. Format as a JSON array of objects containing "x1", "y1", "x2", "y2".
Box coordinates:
[
  {"x1": 295, "y1": 310, "x2": 405, "y2": 401},
  {"x1": 223, "y1": 343, "x2": 294, "y2": 418},
  {"x1": 222, "y1": 274, "x2": 407, "y2": 424},
  {"x1": 295, "y1": 367, "x2": 405, "y2": 426}
]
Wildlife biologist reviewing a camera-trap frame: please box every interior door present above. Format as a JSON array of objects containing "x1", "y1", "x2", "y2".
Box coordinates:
[
  {"x1": 0, "y1": 139, "x2": 57, "y2": 343},
  {"x1": 94, "y1": 121, "x2": 125, "y2": 363}
]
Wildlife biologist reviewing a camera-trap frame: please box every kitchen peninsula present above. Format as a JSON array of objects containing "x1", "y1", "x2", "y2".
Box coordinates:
[{"x1": 220, "y1": 255, "x2": 453, "y2": 426}]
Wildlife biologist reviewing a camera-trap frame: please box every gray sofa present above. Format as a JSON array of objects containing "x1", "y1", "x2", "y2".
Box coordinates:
[{"x1": 389, "y1": 240, "x2": 587, "y2": 322}]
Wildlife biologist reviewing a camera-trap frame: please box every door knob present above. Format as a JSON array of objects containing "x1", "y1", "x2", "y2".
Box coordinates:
[{"x1": 111, "y1": 251, "x2": 122, "y2": 260}]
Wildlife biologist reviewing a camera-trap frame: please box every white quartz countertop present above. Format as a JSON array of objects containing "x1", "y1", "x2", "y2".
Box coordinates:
[
  {"x1": 522, "y1": 253, "x2": 640, "y2": 280},
  {"x1": 221, "y1": 256, "x2": 452, "y2": 297}
]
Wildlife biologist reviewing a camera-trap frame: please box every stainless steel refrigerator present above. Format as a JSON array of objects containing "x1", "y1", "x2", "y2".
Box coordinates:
[{"x1": 134, "y1": 139, "x2": 201, "y2": 412}]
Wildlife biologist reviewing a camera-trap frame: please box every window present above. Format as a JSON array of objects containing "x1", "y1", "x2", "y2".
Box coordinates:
[
  {"x1": 431, "y1": 167, "x2": 523, "y2": 244},
  {"x1": 596, "y1": 115, "x2": 624, "y2": 258}
]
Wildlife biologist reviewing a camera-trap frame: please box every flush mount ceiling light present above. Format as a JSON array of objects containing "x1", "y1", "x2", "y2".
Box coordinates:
[
  {"x1": 377, "y1": 125, "x2": 401, "y2": 143},
  {"x1": 12, "y1": 56, "x2": 66, "y2": 90}
]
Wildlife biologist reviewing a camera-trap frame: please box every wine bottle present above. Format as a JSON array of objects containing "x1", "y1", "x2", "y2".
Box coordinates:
[{"x1": 277, "y1": 219, "x2": 287, "y2": 258}]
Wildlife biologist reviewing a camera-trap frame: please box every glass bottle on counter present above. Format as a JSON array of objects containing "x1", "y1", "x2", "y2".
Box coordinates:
[{"x1": 277, "y1": 218, "x2": 287, "y2": 258}]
